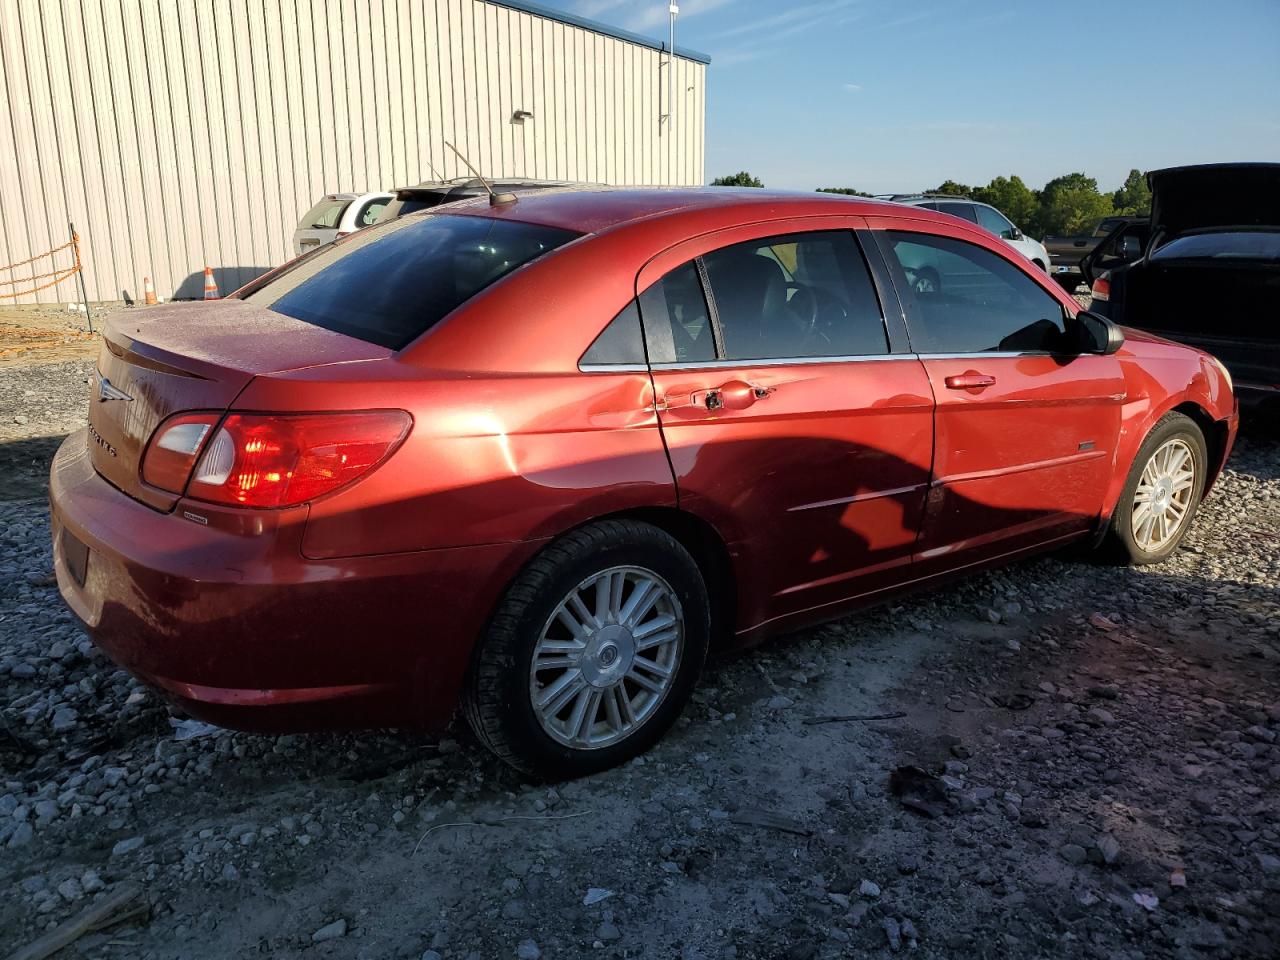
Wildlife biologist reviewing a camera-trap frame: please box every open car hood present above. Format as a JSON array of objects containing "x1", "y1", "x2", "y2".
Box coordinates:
[{"x1": 1148, "y1": 163, "x2": 1280, "y2": 241}]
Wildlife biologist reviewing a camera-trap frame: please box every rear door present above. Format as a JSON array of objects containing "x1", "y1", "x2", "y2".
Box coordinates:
[
  {"x1": 639, "y1": 219, "x2": 934, "y2": 632},
  {"x1": 293, "y1": 196, "x2": 352, "y2": 254},
  {"x1": 869, "y1": 220, "x2": 1125, "y2": 567}
]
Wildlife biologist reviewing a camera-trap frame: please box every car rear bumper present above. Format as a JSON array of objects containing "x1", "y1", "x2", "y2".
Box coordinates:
[{"x1": 49, "y1": 429, "x2": 539, "y2": 732}]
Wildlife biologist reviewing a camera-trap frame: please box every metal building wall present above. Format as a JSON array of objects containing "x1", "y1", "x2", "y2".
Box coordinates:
[{"x1": 0, "y1": 0, "x2": 707, "y2": 304}]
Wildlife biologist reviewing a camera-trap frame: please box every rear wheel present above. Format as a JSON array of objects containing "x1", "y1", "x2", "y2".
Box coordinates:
[
  {"x1": 1100, "y1": 412, "x2": 1207, "y2": 564},
  {"x1": 463, "y1": 520, "x2": 709, "y2": 778}
]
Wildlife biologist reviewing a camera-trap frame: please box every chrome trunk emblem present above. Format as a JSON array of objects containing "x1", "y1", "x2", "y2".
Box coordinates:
[{"x1": 97, "y1": 376, "x2": 133, "y2": 402}]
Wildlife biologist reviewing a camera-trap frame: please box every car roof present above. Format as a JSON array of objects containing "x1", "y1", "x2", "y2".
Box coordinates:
[{"x1": 431, "y1": 186, "x2": 924, "y2": 235}]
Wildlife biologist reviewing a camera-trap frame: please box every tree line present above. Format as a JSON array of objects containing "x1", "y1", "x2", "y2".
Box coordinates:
[{"x1": 709, "y1": 170, "x2": 1152, "y2": 238}]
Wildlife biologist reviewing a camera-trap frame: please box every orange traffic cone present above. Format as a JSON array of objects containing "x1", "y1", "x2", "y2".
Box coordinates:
[
  {"x1": 202, "y1": 267, "x2": 220, "y2": 300},
  {"x1": 143, "y1": 276, "x2": 157, "y2": 306}
]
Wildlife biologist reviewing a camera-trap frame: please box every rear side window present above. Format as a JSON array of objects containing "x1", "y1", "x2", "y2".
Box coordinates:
[
  {"x1": 243, "y1": 215, "x2": 578, "y2": 349},
  {"x1": 882, "y1": 232, "x2": 1068, "y2": 354},
  {"x1": 702, "y1": 231, "x2": 887, "y2": 360},
  {"x1": 357, "y1": 198, "x2": 390, "y2": 226},
  {"x1": 301, "y1": 197, "x2": 351, "y2": 229},
  {"x1": 935, "y1": 202, "x2": 980, "y2": 224}
]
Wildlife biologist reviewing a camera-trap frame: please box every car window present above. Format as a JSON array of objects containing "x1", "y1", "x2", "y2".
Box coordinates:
[
  {"x1": 975, "y1": 205, "x2": 1015, "y2": 239},
  {"x1": 1152, "y1": 231, "x2": 1280, "y2": 261},
  {"x1": 935, "y1": 202, "x2": 980, "y2": 224},
  {"x1": 581, "y1": 301, "x2": 646, "y2": 366},
  {"x1": 301, "y1": 197, "x2": 351, "y2": 230},
  {"x1": 700, "y1": 231, "x2": 888, "y2": 360},
  {"x1": 242, "y1": 214, "x2": 579, "y2": 350},
  {"x1": 883, "y1": 232, "x2": 1069, "y2": 354},
  {"x1": 358, "y1": 198, "x2": 390, "y2": 227},
  {"x1": 638, "y1": 262, "x2": 717, "y2": 364}
]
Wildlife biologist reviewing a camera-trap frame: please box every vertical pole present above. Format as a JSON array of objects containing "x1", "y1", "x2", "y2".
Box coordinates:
[{"x1": 69, "y1": 222, "x2": 93, "y2": 333}]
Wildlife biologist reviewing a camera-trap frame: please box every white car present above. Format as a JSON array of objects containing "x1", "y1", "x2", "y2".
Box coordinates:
[
  {"x1": 886, "y1": 195, "x2": 1052, "y2": 272},
  {"x1": 292, "y1": 192, "x2": 394, "y2": 256}
]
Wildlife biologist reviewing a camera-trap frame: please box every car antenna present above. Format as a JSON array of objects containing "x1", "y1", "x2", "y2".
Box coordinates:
[{"x1": 444, "y1": 141, "x2": 517, "y2": 206}]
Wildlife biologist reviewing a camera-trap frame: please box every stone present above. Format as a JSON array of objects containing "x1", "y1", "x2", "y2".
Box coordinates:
[
  {"x1": 111, "y1": 836, "x2": 145, "y2": 856},
  {"x1": 595, "y1": 922, "x2": 621, "y2": 941},
  {"x1": 859, "y1": 879, "x2": 880, "y2": 898},
  {"x1": 516, "y1": 940, "x2": 541, "y2": 960},
  {"x1": 312, "y1": 919, "x2": 348, "y2": 942},
  {"x1": 1059, "y1": 844, "x2": 1087, "y2": 865}
]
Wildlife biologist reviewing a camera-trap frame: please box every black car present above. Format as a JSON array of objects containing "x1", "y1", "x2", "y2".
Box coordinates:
[{"x1": 1084, "y1": 163, "x2": 1280, "y2": 408}]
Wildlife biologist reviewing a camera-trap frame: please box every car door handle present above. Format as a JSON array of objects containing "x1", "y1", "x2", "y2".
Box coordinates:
[
  {"x1": 691, "y1": 380, "x2": 773, "y2": 411},
  {"x1": 944, "y1": 372, "x2": 996, "y2": 390}
]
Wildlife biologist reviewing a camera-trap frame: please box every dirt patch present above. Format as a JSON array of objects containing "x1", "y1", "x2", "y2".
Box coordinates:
[{"x1": 0, "y1": 307, "x2": 103, "y2": 366}]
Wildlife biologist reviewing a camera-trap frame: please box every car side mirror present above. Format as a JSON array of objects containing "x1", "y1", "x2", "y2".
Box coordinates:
[
  {"x1": 1077, "y1": 310, "x2": 1124, "y2": 355},
  {"x1": 1117, "y1": 235, "x2": 1141, "y2": 259},
  {"x1": 1001, "y1": 227, "x2": 1024, "y2": 241}
]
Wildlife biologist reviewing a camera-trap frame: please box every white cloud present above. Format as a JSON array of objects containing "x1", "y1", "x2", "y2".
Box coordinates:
[
  {"x1": 843, "y1": 83, "x2": 863, "y2": 93},
  {"x1": 622, "y1": 0, "x2": 737, "y2": 35}
]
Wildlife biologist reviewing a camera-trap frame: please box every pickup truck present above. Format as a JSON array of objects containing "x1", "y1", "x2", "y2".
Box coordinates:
[{"x1": 1044, "y1": 215, "x2": 1146, "y2": 290}]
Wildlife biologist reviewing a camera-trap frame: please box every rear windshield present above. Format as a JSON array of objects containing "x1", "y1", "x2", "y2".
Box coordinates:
[
  {"x1": 1152, "y1": 231, "x2": 1280, "y2": 262},
  {"x1": 242, "y1": 214, "x2": 579, "y2": 349},
  {"x1": 301, "y1": 197, "x2": 352, "y2": 229}
]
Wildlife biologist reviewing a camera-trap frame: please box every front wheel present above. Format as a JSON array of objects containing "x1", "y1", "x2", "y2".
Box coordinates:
[
  {"x1": 1100, "y1": 412, "x2": 1207, "y2": 564},
  {"x1": 463, "y1": 520, "x2": 709, "y2": 778}
]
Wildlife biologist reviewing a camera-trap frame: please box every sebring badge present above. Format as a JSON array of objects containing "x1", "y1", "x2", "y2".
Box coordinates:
[{"x1": 97, "y1": 376, "x2": 133, "y2": 402}]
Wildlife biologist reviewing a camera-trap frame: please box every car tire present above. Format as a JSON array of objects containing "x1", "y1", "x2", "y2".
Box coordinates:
[
  {"x1": 463, "y1": 519, "x2": 709, "y2": 778},
  {"x1": 1099, "y1": 412, "x2": 1207, "y2": 565},
  {"x1": 1032, "y1": 259, "x2": 1048, "y2": 273}
]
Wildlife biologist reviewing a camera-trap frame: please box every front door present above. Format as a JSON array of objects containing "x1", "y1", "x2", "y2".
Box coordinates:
[
  {"x1": 638, "y1": 221, "x2": 935, "y2": 635},
  {"x1": 870, "y1": 223, "x2": 1125, "y2": 567}
]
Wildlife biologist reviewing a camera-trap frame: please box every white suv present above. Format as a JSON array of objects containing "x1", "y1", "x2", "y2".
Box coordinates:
[
  {"x1": 292, "y1": 192, "x2": 394, "y2": 256},
  {"x1": 886, "y1": 195, "x2": 1051, "y2": 272}
]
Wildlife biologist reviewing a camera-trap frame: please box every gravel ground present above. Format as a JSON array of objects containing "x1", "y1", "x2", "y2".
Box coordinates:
[{"x1": 2, "y1": 358, "x2": 1278, "y2": 960}]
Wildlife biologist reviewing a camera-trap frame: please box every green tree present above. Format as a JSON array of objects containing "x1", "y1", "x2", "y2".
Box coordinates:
[
  {"x1": 971, "y1": 175, "x2": 1038, "y2": 232},
  {"x1": 710, "y1": 171, "x2": 764, "y2": 187},
  {"x1": 1112, "y1": 168, "x2": 1151, "y2": 214},
  {"x1": 816, "y1": 186, "x2": 872, "y2": 197},
  {"x1": 1037, "y1": 173, "x2": 1114, "y2": 236},
  {"x1": 927, "y1": 180, "x2": 974, "y2": 197}
]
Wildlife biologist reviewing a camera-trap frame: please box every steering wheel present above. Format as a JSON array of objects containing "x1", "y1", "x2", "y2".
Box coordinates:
[{"x1": 784, "y1": 282, "x2": 847, "y2": 346}]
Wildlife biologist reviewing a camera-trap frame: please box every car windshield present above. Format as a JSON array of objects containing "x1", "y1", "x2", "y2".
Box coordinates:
[
  {"x1": 1152, "y1": 231, "x2": 1280, "y2": 262},
  {"x1": 241, "y1": 214, "x2": 579, "y2": 349}
]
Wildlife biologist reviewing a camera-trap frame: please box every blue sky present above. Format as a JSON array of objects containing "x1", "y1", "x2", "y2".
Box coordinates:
[{"x1": 550, "y1": 0, "x2": 1280, "y2": 193}]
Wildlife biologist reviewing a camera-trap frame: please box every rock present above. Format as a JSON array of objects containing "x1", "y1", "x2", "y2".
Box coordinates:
[
  {"x1": 766, "y1": 695, "x2": 794, "y2": 710},
  {"x1": 1059, "y1": 844, "x2": 1087, "y2": 865},
  {"x1": 80, "y1": 869, "x2": 104, "y2": 893},
  {"x1": 312, "y1": 919, "x2": 348, "y2": 942},
  {"x1": 50, "y1": 706, "x2": 78, "y2": 732},
  {"x1": 422, "y1": 952, "x2": 443, "y2": 960},
  {"x1": 516, "y1": 939, "x2": 541, "y2": 960},
  {"x1": 582, "y1": 887, "x2": 614, "y2": 906},
  {"x1": 1096, "y1": 834, "x2": 1121, "y2": 866},
  {"x1": 1087, "y1": 707, "x2": 1117, "y2": 726},
  {"x1": 882, "y1": 916, "x2": 902, "y2": 952},
  {"x1": 56, "y1": 877, "x2": 83, "y2": 902},
  {"x1": 1132, "y1": 892, "x2": 1159, "y2": 912},
  {"x1": 859, "y1": 879, "x2": 881, "y2": 898},
  {"x1": 1256, "y1": 852, "x2": 1280, "y2": 876},
  {"x1": 595, "y1": 922, "x2": 621, "y2": 941},
  {"x1": 111, "y1": 836, "x2": 145, "y2": 857}
]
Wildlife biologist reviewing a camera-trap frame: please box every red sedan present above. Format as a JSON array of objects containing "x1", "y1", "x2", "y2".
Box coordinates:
[{"x1": 50, "y1": 189, "x2": 1238, "y2": 777}]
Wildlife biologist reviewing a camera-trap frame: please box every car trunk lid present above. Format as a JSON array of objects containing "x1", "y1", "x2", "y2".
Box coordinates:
[
  {"x1": 1148, "y1": 164, "x2": 1280, "y2": 242},
  {"x1": 88, "y1": 300, "x2": 391, "y2": 511}
]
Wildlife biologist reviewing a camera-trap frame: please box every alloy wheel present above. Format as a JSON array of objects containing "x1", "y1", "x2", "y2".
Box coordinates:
[
  {"x1": 1131, "y1": 438, "x2": 1197, "y2": 552},
  {"x1": 529, "y1": 565, "x2": 684, "y2": 750}
]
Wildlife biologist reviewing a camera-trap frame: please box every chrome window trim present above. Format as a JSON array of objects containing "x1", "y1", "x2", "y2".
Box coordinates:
[
  {"x1": 578, "y1": 362, "x2": 651, "y2": 373},
  {"x1": 579, "y1": 349, "x2": 1067, "y2": 372}
]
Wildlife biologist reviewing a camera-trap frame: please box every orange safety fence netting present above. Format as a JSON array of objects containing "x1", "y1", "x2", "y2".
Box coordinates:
[{"x1": 0, "y1": 234, "x2": 82, "y2": 299}]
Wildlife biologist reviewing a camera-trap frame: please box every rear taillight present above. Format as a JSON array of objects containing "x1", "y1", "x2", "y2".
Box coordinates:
[
  {"x1": 142, "y1": 412, "x2": 220, "y2": 493},
  {"x1": 1090, "y1": 272, "x2": 1111, "y2": 302},
  {"x1": 185, "y1": 411, "x2": 411, "y2": 508}
]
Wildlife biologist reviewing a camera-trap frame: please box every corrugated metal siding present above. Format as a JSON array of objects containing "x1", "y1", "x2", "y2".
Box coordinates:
[{"x1": 0, "y1": 0, "x2": 706, "y2": 304}]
